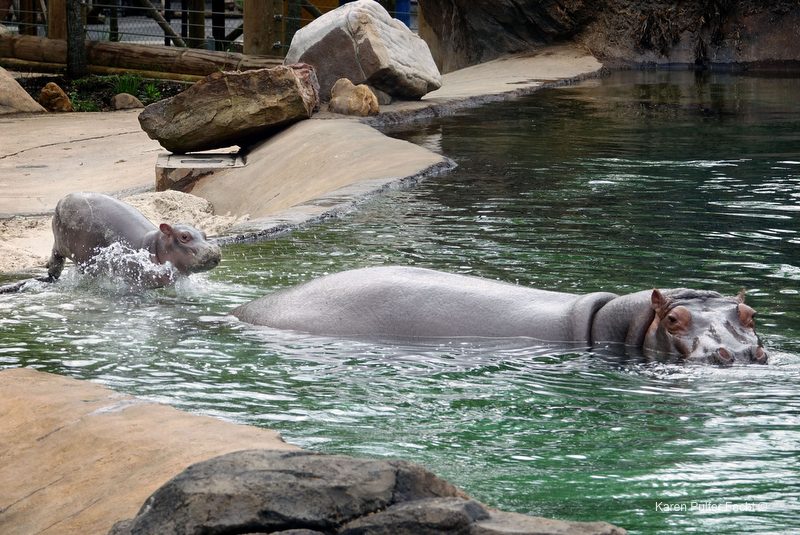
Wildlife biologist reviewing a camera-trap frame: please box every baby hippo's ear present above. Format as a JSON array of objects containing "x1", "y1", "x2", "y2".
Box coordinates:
[{"x1": 159, "y1": 223, "x2": 174, "y2": 236}]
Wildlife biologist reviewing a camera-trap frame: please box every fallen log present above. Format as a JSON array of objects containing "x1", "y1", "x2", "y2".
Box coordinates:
[
  {"x1": 0, "y1": 35, "x2": 283, "y2": 77},
  {"x1": 0, "y1": 57, "x2": 205, "y2": 82}
]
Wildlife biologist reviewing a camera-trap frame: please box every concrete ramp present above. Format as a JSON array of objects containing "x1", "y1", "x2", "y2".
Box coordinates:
[{"x1": 188, "y1": 118, "x2": 448, "y2": 222}]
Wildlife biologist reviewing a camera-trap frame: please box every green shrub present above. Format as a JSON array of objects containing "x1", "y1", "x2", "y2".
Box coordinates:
[{"x1": 110, "y1": 73, "x2": 143, "y2": 96}]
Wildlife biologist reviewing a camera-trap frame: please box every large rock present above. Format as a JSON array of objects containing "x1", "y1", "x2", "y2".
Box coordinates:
[
  {"x1": 419, "y1": 0, "x2": 800, "y2": 72},
  {"x1": 0, "y1": 67, "x2": 46, "y2": 114},
  {"x1": 138, "y1": 63, "x2": 320, "y2": 154},
  {"x1": 284, "y1": 0, "x2": 440, "y2": 101},
  {"x1": 109, "y1": 449, "x2": 627, "y2": 535}
]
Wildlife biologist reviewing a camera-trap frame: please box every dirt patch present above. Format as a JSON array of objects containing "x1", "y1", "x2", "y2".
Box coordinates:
[
  {"x1": 123, "y1": 191, "x2": 249, "y2": 236},
  {"x1": 15, "y1": 74, "x2": 189, "y2": 112}
]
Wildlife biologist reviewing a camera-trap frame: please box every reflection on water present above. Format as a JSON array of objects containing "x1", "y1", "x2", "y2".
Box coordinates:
[{"x1": 2, "y1": 71, "x2": 800, "y2": 534}]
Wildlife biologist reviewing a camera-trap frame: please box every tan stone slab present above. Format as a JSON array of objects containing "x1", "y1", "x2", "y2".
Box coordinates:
[
  {"x1": 190, "y1": 118, "x2": 447, "y2": 221},
  {"x1": 385, "y1": 45, "x2": 603, "y2": 112},
  {"x1": 0, "y1": 110, "x2": 163, "y2": 217},
  {"x1": 0, "y1": 367, "x2": 297, "y2": 535}
]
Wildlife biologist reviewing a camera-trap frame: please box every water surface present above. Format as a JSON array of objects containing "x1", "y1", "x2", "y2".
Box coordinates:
[{"x1": 2, "y1": 70, "x2": 799, "y2": 534}]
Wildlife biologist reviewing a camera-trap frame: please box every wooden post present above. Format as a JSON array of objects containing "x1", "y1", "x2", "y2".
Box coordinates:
[
  {"x1": 48, "y1": 0, "x2": 67, "y2": 38},
  {"x1": 244, "y1": 0, "x2": 283, "y2": 56},
  {"x1": 109, "y1": 0, "x2": 119, "y2": 42},
  {"x1": 188, "y1": 0, "x2": 205, "y2": 48},
  {"x1": 211, "y1": 0, "x2": 225, "y2": 50},
  {"x1": 65, "y1": 0, "x2": 88, "y2": 78},
  {"x1": 20, "y1": 0, "x2": 37, "y2": 35},
  {"x1": 286, "y1": 0, "x2": 301, "y2": 47}
]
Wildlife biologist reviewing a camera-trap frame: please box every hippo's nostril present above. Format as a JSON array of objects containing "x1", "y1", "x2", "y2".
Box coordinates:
[
  {"x1": 710, "y1": 348, "x2": 734, "y2": 367},
  {"x1": 751, "y1": 346, "x2": 768, "y2": 364}
]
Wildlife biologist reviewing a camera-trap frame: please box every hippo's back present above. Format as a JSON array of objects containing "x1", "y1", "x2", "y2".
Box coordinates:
[
  {"x1": 234, "y1": 266, "x2": 618, "y2": 342},
  {"x1": 52, "y1": 192, "x2": 156, "y2": 264}
]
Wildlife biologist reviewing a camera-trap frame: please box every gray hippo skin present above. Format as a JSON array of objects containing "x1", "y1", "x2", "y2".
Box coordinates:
[
  {"x1": 233, "y1": 266, "x2": 768, "y2": 365},
  {"x1": 46, "y1": 192, "x2": 221, "y2": 286}
]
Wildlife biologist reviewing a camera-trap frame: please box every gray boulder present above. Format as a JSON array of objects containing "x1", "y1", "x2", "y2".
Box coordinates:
[
  {"x1": 108, "y1": 449, "x2": 627, "y2": 535},
  {"x1": 138, "y1": 63, "x2": 320, "y2": 154},
  {"x1": 284, "y1": 0, "x2": 440, "y2": 101},
  {"x1": 0, "y1": 67, "x2": 46, "y2": 114}
]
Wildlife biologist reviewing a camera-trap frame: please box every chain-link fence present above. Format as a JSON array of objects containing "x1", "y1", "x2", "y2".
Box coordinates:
[{"x1": 1, "y1": 0, "x2": 418, "y2": 55}]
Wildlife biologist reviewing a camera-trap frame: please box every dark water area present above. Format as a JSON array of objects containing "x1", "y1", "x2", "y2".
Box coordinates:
[{"x1": 2, "y1": 70, "x2": 800, "y2": 534}]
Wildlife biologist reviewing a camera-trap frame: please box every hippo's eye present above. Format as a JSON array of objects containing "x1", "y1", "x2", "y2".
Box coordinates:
[
  {"x1": 665, "y1": 306, "x2": 691, "y2": 332},
  {"x1": 180, "y1": 233, "x2": 191, "y2": 243}
]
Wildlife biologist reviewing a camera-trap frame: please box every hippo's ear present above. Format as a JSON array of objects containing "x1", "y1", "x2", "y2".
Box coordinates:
[
  {"x1": 159, "y1": 223, "x2": 174, "y2": 236},
  {"x1": 650, "y1": 289, "x2": 666, "y2": 311},
  {"x1": 735, "y1": 288, "x2": 746, "y2": 303}
]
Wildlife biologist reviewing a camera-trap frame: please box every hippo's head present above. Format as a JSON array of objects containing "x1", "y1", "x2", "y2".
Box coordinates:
[
  {"x1": 642, "y1": 288, "x2": 768, "y2": 366},
  {"x1": 156, "y1": 223, "x2": 221, "y2": 275}
]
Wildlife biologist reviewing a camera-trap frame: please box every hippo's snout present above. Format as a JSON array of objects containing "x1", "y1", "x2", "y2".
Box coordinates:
[
  {"x1": 187, "y1": 243, "x2": 222, "y2": 273},
  {"x1": 703, "y1": 345, "x2": 768, "y2": 366}
]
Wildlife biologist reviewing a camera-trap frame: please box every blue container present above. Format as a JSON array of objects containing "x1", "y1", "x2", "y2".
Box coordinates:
[{"x1": 395, "y1": 0, "x2": 410, "y2": 26}]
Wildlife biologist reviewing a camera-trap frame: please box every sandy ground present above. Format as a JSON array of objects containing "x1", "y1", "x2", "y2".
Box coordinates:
[{"x1": 0, "y1": 191, "x2": 247, "y2": 273}]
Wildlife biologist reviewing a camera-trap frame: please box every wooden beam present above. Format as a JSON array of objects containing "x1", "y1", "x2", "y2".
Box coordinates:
[
  {"x1": 243, "y1": 0, "x2": 282, "y2": 56},
  {"x1": 48, "y1": 0, "x2": 66, "y2": 39},
  {"x1": 0, "y1": 35, "x2": 283, "y2": 76}
]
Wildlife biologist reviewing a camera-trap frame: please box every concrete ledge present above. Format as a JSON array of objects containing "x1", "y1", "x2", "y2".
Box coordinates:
[
  {"x1": 155, "y1": 153, "x2": 245, "y2": 192},
  {"x1": 0, "y1": 368, "x2": 296, "y2": 535}
]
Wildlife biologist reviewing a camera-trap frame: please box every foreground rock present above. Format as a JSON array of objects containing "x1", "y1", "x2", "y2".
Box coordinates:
[
  {"x1": 285, "y1": 0, "x2": 440, "y2": 101},
  {"x1": 329, "y1": 78, "x2": 380, "y2": 116},
  {"x1": 0, "y1": 66, "x2": 46, "y2": 114},
  {"x1": 138, "y1": 63, "x2": 320, "y2": 153},
  {"x1": 109, "y1": 449, "x2": 626, "y2": 535}
]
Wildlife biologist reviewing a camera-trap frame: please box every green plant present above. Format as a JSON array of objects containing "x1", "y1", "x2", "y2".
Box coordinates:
[
  {"x1": 140, "y1": 81, "x2": 162, "y2": 104},
  {"x1": 69, "y1": 92, "x2": 101, "y2": 112},
  {"x1": 110, "y1": 72, "x2": 143, "y2": 96}
]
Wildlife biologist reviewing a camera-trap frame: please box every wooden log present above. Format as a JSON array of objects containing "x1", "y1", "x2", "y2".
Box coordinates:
[
  {"x1": 0, "y1": 57, "x2": 204, "y2": 82},
  {"x1": 0, "y1": 34, "x2": 283, "y2": 76}
]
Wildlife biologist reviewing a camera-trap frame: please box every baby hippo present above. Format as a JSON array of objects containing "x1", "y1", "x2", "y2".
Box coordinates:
[{"x1": 46, "y1": 192, "x2": 221, "y2": 287}]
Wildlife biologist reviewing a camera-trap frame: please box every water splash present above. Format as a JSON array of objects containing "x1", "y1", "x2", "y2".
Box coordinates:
[{"x1": 78, "y1": 242, "x2": 178, "y2": 290}]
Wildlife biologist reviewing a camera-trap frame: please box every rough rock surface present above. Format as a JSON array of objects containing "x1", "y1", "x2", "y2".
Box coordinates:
[
  {"x1": 284, "y1": 0, "x2": 440, "y2": 101},
  {"x1": 39, "y1": 81, "x2": 74, "y2": 112},
  {"x1": 110, "y1": 92, "x2": 144, "y2": 110},
  {"x1": 0, "y1": 66, "x2": 46, "y2": 114},
  {"x1": 329, "y1": 78, "x2": 379, "y2": 116},
  {"x1": 419, "y1": 0, "x2": 800, "y2": 72},
  {"x1": 109, "y1": 449, "x2": 626, "y2": 535},
  {"x1": 138, "y1": 63, "x2": 320, "y2": 153}
]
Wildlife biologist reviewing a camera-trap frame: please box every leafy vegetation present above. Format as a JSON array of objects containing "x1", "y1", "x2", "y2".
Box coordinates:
[{"x1": 17, "y1": 73, "x2": 189, "y2": 111}]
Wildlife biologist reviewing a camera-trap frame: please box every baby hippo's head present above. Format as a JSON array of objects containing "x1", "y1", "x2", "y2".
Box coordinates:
[{"x1": 157, "y1": 223, "x2": 221, "y2": 275}]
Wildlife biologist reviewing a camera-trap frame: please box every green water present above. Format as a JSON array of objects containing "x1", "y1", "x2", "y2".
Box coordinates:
[{"x1": 2, "y1": 71, "x2": 800, "y2": 534}]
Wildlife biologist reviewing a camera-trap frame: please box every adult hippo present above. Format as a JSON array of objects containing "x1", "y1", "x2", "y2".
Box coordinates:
[
  {"x1": 44, "y1": 192, "x2": 221, "y2": 287},
  {"x1": 233, "y1": 266, "x2": 768, "y2": 366}
]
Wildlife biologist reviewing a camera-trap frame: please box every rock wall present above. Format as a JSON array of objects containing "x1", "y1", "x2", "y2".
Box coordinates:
[{"x1": 418, "y1": 0, "x2": 800, "y2": 72}]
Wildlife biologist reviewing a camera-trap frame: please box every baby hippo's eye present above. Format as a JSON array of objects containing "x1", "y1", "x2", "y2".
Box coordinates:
[{"x1": 180, "y1": 233, "x2": 191, "y2": 243}]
